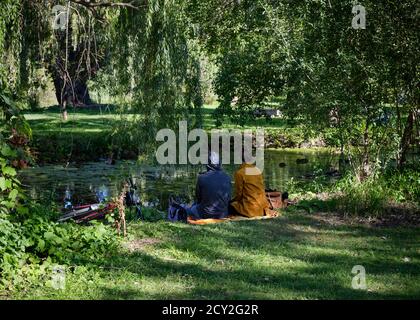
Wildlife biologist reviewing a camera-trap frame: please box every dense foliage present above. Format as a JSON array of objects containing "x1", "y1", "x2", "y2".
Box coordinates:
[
  {"x1": 288, "y1": 166, "x2": 420, "y2": 217},
  {"x1": 0, "y1": 0, "x2": 419, "y2": 293},
  {"x1": 2, "y1": 1, "x2": 418, "y2": 172},
  {"x1": 189, "y1": 0, "x2": 419, "y2": 178},
  {"x1": 0, "y1": 204, "x2": 118, "y2": 290}
]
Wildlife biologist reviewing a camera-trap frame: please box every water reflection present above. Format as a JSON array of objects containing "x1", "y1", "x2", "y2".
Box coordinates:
[
  {"x1": 96, "y1": 185, "x2": 109, "y2": 203},
  {"x1": 19, "y1": 149, "x2": 339, "y2": 210},
  {"x1": 64, "y1": 187, "x2": 72, "y2": 209}
]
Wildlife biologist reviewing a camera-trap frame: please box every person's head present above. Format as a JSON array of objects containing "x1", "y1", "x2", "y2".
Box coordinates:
[{"x1": 207, "y1": 151, "x2": 221, "y2": 171}]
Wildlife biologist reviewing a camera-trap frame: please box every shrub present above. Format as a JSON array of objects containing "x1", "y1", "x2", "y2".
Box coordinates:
[
  {"x1": 287, "y1": 167, "x2": 420, "y2": 217},
  {"x1": 0, "y1": 204, "x2": 119, "y2": 291}
]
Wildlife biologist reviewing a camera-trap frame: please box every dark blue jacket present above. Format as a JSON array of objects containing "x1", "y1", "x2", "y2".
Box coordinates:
[{"x1": 195, "y1": 168, "x2": 231, "y2": 219}]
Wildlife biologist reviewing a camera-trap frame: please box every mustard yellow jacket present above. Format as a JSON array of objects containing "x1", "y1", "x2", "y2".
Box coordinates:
[{"x1": 230, "y1": 163, "x2": 270, "y2": 217}]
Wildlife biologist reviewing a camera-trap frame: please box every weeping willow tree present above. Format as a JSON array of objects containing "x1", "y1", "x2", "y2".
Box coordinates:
[
  {"x1": 1, "y1": 0, "x2": 203, "y2": 156},
  {"x1": 1, "y1": 0, "x2": 106, "y2": 115},
  {"x1": 105, "y1": 0, "x2": 203, "y2": 154},
  {"x1": 0, "y1": 0, "x2": 23, "y2": 93},
  {"x1": 0, "y1": 0, "x2": 33, "y2": 213}
]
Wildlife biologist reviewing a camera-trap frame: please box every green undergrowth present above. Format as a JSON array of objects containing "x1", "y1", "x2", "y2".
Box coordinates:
[
  {"x1": 4, "y1": 211, "x2": 420, "y2": 299},
  {"x1": 0, "y1": 204, "x2": 119, "y2": 292},
  {"x1": 287, "y1": 167, "x2": 420, "y2": 217}
]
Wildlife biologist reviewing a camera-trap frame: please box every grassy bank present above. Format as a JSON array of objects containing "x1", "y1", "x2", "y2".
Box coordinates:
[
  {"x1": 286, "y1": 167, "x2": 420, "y2": 218},
  {"x1": 4, "y1": 211, "x2": 419, "y2": 300},
  {"x1": 24, "y1": 105, "x2": 316, "y2": 163}
]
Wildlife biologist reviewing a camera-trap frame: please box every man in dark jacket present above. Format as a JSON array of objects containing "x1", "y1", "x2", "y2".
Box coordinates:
[{"x1": 187, "y1": 151, "x2": 231, "y2": 219}]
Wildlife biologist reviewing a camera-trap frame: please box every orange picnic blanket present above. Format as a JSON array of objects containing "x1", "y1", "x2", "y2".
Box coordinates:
[{"x1": 187, "y1": 214, "x2": 276, "y2": 225}]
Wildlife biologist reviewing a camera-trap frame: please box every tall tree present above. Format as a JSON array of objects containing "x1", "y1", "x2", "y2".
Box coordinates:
[
  {"x1": 1, "y1": 0, "x2": 203, "y2": 128},
  {"x1": 188, "y1": 0, "x2": 419, "y2": 177}
]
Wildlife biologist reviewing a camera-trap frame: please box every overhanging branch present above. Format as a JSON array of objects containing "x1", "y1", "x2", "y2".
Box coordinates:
[{"x1": 69, "y1": 0, "x2": 146, "y2": 11}]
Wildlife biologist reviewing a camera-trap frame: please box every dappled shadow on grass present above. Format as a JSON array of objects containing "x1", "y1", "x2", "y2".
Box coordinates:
[
  {"x1": 27, "y1": 117, "x2": 122, "y2": 132},
  {"x1": 96, "y1": 259, "x2": 372, "y2": 300},
  {"x1": 294, "y1": 196, "x2": 420, "y2": 227},
  {"x1": 29, "y1": 104, "x2": 119, "y2": 114},
  {"x1": 24, "y1": 105, "x2": 297, "y2": 163},
  {"x1": 72, "y1": 213, "x2": 420, "y2": 299},
  {"x1": 25, "y1": 105, "x2": 291, "y2": 133}
]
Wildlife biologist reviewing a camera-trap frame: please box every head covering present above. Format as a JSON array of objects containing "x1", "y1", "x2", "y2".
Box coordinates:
[{"x1": 206, "y1": 151, "x2": 221, "y2": 171}]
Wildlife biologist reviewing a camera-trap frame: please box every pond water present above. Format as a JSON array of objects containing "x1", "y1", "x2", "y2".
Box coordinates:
[{"x1": 19, "y1": 149, "x2": 339, "y2": 210}]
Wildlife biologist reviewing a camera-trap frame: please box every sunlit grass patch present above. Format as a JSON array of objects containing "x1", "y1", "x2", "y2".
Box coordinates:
[{"x1": 10, "y1": 212, "x2": 420, "y2": 300}]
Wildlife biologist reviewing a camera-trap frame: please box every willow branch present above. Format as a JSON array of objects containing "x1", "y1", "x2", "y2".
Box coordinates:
[{"x1": 69, "y1": 0, "x2": 146, "y2": 10}]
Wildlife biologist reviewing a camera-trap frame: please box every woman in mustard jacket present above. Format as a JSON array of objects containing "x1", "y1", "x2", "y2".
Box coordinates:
[{"x1": 229, "y1": 163, "x2": 276, "y2": 218}]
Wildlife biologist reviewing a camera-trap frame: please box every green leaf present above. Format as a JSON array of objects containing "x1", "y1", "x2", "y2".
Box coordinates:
[
  {"x1": 2, "y1": 166, "x2": 16, "y2": 176},
  {"x1": 8, "y1": 189, "x2": 18, "y2": 201},
  {"x1": 0, "y1": 177, "x2": 6, "y2": 191},
  {"x1": 5, "y1": 179, "x2": 12, "y2": 189},
  {"x1": 1, "y1": 145, "x2": 17, "y2": 157},
  {"x1": 37, "y1": 239, "x2": 45, "y2": 251},
  {"x1": 1, "y1": 200, "x2": 14, "y2": 208},
  {"x1": 16, "y1": 206, "x2": 29, "y2": 215},
  {"x1": 44, "y1": 231, "x2": 55, "y2": 241}
]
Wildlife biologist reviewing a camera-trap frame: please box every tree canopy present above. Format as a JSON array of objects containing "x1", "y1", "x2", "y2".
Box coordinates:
[{"x1": 1, "y1": 0, "x2": 419, "y2": 177}]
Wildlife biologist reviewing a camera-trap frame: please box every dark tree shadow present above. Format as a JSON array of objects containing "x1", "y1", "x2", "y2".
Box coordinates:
[{"x1": 71, "y1": 213, "x2": 420, "y2": 300}]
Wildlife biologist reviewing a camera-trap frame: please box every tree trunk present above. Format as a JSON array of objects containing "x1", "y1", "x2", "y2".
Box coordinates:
[
  {"x1": 62, "y1": 100, "x2": 68, "y2": 121},
  {"x1": 359, "y1": 120, "x2": 371, "y2": 181},
  {"x1": 49, "y1": 10, "x2": 94, "y2": 120},
  {"x1": 398, "y1": 110, "x2": 416, "y2": 168},
  {"x1": 52, "y1": 71, "x2": 92, "y2": 120}
]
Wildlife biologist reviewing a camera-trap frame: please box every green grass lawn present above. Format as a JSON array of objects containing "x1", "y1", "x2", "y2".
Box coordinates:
[
  {"x1": 23, "y1": 104, "x2": 290, "y2": 134},
  {"x1": 12, "y1": 211, "x2": 420, "y2": 300},
  {"x1": 24, "y1": 106, "x2": 123, "y2": 133},
  {"x1": 22, "y1": 104, "x2": 299, "y2": 162}
]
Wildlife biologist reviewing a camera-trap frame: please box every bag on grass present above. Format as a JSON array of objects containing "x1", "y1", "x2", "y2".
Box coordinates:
[
  {"x1": 266, "y1": 190, "x2": 289, "y2": 209},
  {"x1": 167, "y1": 197, "x2": 188, "y2": 223}
]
